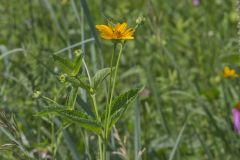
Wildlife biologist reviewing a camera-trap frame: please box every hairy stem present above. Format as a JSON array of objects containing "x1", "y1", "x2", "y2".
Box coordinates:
[
  {"x1": 106, "y1": 43, "x2": 123, "y2": 137},
  {"x1": 103, "y1": 43, "x2": 124, "y2": 159},
  {"x1": 82, "y1": 58, "x2": 103, "y2": 159}
]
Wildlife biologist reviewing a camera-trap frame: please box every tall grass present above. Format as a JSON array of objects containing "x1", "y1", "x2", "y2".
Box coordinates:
[{"x1": 0, "y1": 0, "x2": 239, "y2": 159}]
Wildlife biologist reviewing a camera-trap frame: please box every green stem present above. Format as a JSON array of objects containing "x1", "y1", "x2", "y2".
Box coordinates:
[
  {"x1": 102, "y1": 43, "x2": 124, "y2": 160},
  {"x1": 102, "y1": 140, "x2": 106, "y2": 160},
  {"x1": 106, "y1": 43, "x2": 123, "y2": 137},
  {"x1": 51, "y1": 119, "x2": 55, "y2": 158},
  {"x1": 91, "y1": 94, "x2": 99, "y2": 120},
  {"x1": 82, "y1": 58, "x2": 92, "y2": 85},
  {"x1": 83, "y1": 58, "x2": 99, "y2": 119},
  {"x1": 91, "y1": 95, "x2": 102, "y2": 160},
  {"x1": 82, "y1": 58, "x2": 103, "y2": 159},
  {"x1": 103, "y1": 44, "x2": 116, "y2": 139},
  {"x1": 107, "y1": 43, "x2": 117, "y2": 104},
  {"x1": 98, "y1": 137, "x2": 103, "y2": 160},
  {"x1": 102, "y1": 44, "x2": 116, "y2": 160},
  {"x1": 68, "y1": 86, "x2": 78, "y2": 110}
]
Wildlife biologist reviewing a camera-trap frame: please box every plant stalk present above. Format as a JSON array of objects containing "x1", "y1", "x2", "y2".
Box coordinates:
[
  {"x1": 103, "y1": 43, "x2": 124, "y2": 159},
  {"x1": 106, "y1": 43, "x2": 123, "y2": 137},
  {"x1": 83, "y1": 58, "x2": 103, "y2": 159}
]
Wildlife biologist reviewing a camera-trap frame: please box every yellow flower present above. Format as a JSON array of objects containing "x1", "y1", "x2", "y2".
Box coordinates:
[
  {"x1": 224, "y1": 66, "x2": 238, "y2": 78},
  {"x1": 95, "y1": 23, "x2": 135, "y2": 40}
]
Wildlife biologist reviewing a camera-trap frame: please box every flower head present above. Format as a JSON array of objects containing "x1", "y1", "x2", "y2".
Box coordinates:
[
  {"x1": 232, "y1": 102, "x2": 240, "y2": 134},
  {"x1": 223, "y1": 66, "x2": 237, "y2": 78},
  {"x1": 95, "y1": 23, "x2": 135, "y2": 40}
]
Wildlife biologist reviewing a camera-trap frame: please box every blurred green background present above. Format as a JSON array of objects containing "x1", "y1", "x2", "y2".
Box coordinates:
[{"x1": 0, "y1": 0, "x2": 240, "y2": 159}]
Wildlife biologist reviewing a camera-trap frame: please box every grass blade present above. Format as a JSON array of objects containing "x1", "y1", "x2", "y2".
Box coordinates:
[{"x1": 168, "y1": 121, "x2": 187, "y2": 160}]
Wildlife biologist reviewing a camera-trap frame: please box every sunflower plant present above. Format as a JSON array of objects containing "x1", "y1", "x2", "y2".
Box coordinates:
[{"x1": 37, "y1": 22, "x2": 143, "y2": 160}]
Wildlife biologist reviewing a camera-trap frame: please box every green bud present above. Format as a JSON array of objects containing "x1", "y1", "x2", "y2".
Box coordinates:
[
  {"x1": 59, "y1": 74, "x2": 66, "y2": 83},
  {"x1": 74, "y1": 49, "x2": 82, "y2": 57},
  {"x1": 33, "y1": 91, "x2": 41, "y2": 98},
  {"x1": 136, "y1": 16, "x2": 146, "y2": 25},
  {"x1": 90, "y1": 88, "x2": 94, "y2": 94}
]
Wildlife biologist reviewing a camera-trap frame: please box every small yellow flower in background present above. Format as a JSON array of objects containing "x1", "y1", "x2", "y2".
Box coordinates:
[
  {"x1": 95, "y1": 23, "x2": 135, "y2": 40},
  {"x1": 61, "y1": 0, "x2": 69, "y2": 5},
  {"x1": 223, "y1": 66, "x2": 238, "y2": 78}
]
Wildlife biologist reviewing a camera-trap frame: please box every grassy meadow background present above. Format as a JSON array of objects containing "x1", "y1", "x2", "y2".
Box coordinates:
[{"x1": 0, "y1": 0, "x2": 239, "y2": 159}]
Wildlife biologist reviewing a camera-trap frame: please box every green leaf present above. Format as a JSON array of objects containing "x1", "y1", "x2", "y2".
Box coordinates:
[
  {"x1": 72, "y1": 54, "x2": 83, "y2": 76},
  {"x1": 53, "y1": 54, "x2": 73, "y2": 75},
  {"x1": 93, "y1": 68, "x2": 112, "y2": 90},
  {"x1": 168, "y1": 122, "x2": 187, "y2": 160},
  {"x1": 110, "y1": 87, "x2": 142, "y2": 127},
  {"x1": 67, "y1": 86, "x2": 78, "y2": 110},
  {"x1": 37, "y1": 107, "x2": 101, "y2": 134},
  {"x1": 56, "y1": 110, "x2": 102, "y2": 134},
  {"x1": 35, "y1": 106, "x2": 65, "y2": 116},
  {"x1": 53, "y1": 54, "x2": 83, "y2": 76},
  {"x1": 66, "y1": 76, "x2": 90, "y2": 91}
]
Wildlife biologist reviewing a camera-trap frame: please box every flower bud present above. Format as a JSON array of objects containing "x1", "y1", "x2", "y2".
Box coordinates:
[
  {"x1": 136, "y1": 16, "x2": 146, "y2": 25},
  {"x1": 33, "y1": 91, "x2": 41, "y2": 98},
  {"x1": 59, "y1": 74, "x2": 66, "y2": 83},
  {"x1": 74, "y1": 49, "x2": 82, "y2": 57}
]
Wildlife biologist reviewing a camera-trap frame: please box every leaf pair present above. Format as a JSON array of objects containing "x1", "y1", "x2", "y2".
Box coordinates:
[
  {"x1": 37, "y1": 87, "x2": 142, "y2": 135},
  {"x1": 66, "y1": 76, "x2": 90, "y2": 91},
  {"x1": 53, "y1": 53, "x2": 83, "y2": 76},
  {"x1": 65, "y1": 67, "x2": 112, "y2": 93},
  {"x1": 109, "y1": 87, "x2": 143, "y2": 128}
]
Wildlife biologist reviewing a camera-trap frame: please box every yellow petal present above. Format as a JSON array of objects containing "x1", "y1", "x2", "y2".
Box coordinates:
[
  {"x1": 96, "y1": 22, "x2": 135, "y2": 40},
  {"x1": 114, "y1": 23, "x2": 121, "y2": 31},
  {"x1": 120, "y1": 36, "x2": 134, "y2": 39},
  {"x1": 100, "y1": 34, "x2": 113, "y2": 40},
  {"x1": 115, "y1": 23, "x2": 127, "y2": 33},
  {"x1": 224, "y1": 66, "x2": 230, "y2": 73},
  {"x1": 123, "y1": 28, "x2": 135, "y2": 37},
  {"x1": 96, "y1": 25, "x2": 113, "y2": 35},
  {"x1": 230, "y1": 70, "x2": 236, "y2": 75}
]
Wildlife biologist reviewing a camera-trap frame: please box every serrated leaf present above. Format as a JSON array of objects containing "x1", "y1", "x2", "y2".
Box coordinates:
[
  {"x1": 72, "y1": 54, "x2": 83, "y2": 76},
  {"x1": 35, "y1": 106, "x2": 65, "y2": 116},
  {"x1": 67, "y1": 86, "x2": 78, "y2": 110},
  {"x1": 53, "y1": 54, "x2": 73, "y2": 75},
  {"x1": 53, "y1": 54, "x2": 83, "y2": 76},
  {"x1": 109, "y1": 87, "x2": 142, "y2": 127},
  {"x1": 56, "y1": 110, "x2": 102, "y2": 134},
  {"x1": 66, "y1": 76, "x2": 90, "y2": 91},
  {"x1": 109, "y1": 108, "x2": 124, "y2": 128},
  {"x1": 93, "y1": 68, "x2": 113, "y2": 89},
  {"x1": 37, "y1": 108, "x2": 101, "y2": 134},
  {"x1": 111, "y1": 87, "x2": 142, "y2": 114}
]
